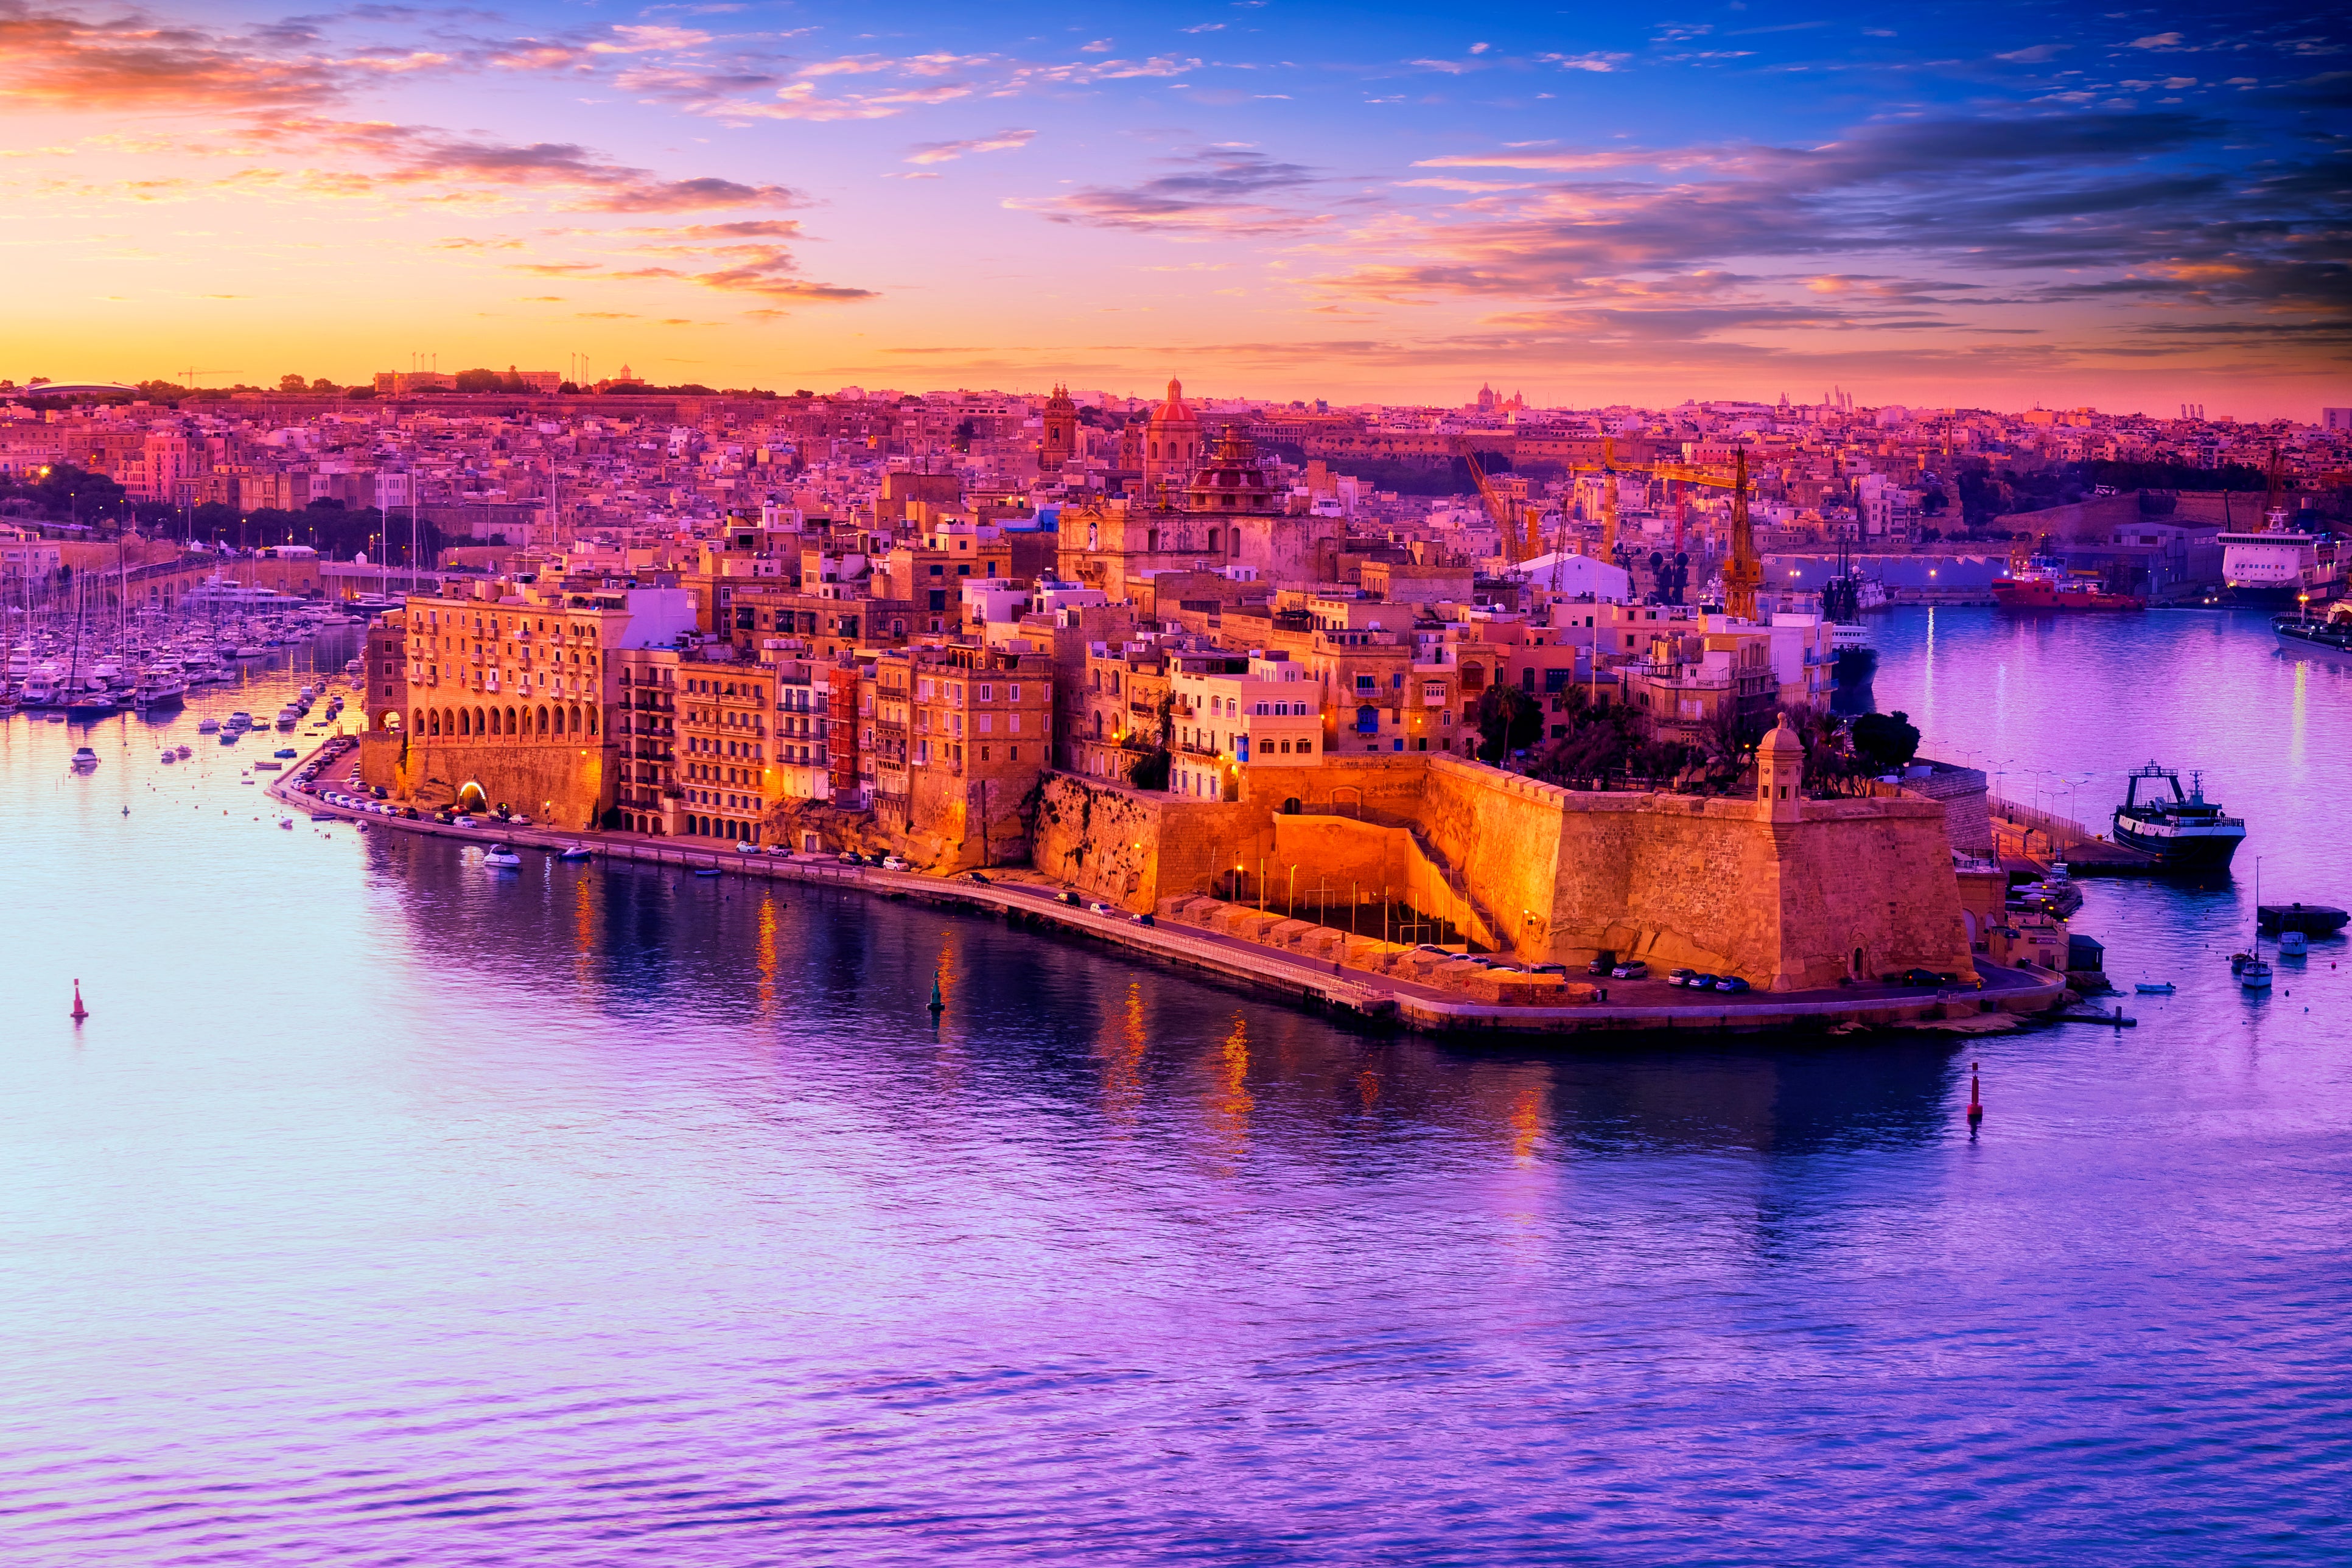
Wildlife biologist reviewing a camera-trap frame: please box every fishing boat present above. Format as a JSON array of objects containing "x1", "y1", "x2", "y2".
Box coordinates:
[
  {"x1": 2279, "y1": 930, "x2": 2310, "y2": 957},
  {"x1": 2113, "y1": 763, "x2": 2246, "y2": 870},
  {"x1": 2273, "y1": 598, "x2": 2352, "y2": 657},
  {"x1": 2134, "y1": 981, "x2": 2176, "y2": 995}
]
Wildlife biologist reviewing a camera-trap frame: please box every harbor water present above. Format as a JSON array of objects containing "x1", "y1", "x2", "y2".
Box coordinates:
[{"x1": 3, "y1": 610, "x2": 2350, "y2": 1564}]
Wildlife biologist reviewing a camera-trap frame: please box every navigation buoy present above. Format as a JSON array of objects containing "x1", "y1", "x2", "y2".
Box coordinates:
[
  {"x1": 928, "y1": 978, "x2": 945, "y2": 1015},
  {"x1": 1966, "y1": 1060, "x2": 1983, "y2": 1127},
  {"x1": 70, "y1": 979, "x2": 87, "y2": 1023}
]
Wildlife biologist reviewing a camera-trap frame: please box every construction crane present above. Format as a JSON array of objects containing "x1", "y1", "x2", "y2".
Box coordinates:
[
  {"x1": 1456, "y1": 436, "x2": 1539, "y2": 564},
  {"x1": 1565, "y1": 443, "x2": 1759, "y2": 615}
]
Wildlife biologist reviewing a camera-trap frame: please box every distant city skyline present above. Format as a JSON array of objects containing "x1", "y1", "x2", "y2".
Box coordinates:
[{"x1": 1, "y1": 1, "x2": 2342, "y2": 416}]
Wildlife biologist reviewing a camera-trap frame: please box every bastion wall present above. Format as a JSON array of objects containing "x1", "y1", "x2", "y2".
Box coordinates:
[{"x1": 1034, "y1": 752, "x2": 1976, "y2": 990}]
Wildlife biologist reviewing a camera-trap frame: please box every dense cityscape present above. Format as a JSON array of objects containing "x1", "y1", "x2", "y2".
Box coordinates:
[{"x1": 10, "y1": 0, "x2": 2352, "y2": 1561}]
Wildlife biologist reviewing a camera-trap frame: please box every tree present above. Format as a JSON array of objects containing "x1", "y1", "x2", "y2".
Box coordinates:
[
  {"x1": 453, "y1": 368, "x2": 507, "y2": 394},
  {"x1": 1474, "y1": 684, "x2": 1542, "y2": 762},
  {"x1": 309, "y1": 377, "x2": 340, "y2": 393},
  {"x1": 279, "y1": 373, "x2": 309, "y2": 392},
  {"x1": 1127, "y1": 746, "x2": 1171, "y2": 791},
  {"x1": 1850, "y1": 709, "x2": 1920, "y2": 772}
]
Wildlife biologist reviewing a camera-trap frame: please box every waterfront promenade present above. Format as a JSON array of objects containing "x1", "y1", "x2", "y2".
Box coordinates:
[{"x1": 282, "y1": 741, "x2": 2064, "y2": 1037}]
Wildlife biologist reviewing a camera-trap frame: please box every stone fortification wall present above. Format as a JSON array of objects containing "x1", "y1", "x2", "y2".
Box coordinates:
[
  {"x1": 1032, "y1": 775, "x2": 1265, "y2": 912},
  {"x1": 370, "y1": 733, "x2": 611, "y2": 830},
  {"x1": 1776, "y1": 800, "x2": 1976, "y2": 989},
  {"x1": 1036, "y1": 753, "x2": 1975, "y2": 987}
]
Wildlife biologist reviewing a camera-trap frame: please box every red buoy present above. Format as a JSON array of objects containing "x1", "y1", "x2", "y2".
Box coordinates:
[
  {"x1": 70, "y1": 979, "x2": 88, "y2": 1023},
  {"x1": 1966, "y1": 1060, "x2": 1983, "y2": 1125}
]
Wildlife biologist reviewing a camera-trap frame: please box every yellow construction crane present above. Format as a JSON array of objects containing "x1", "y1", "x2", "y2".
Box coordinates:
[
  {"x1": 1564, "y1": 444, "x2": 1759, "y2": 615},
  {"x1": 1457, "y1": 436, "x2": 1540, "y2": 563}
]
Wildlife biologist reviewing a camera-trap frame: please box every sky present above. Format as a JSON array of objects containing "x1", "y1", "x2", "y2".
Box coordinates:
[{"x1": 0, "y1": 0, "x2": 2345, "y2": 415}]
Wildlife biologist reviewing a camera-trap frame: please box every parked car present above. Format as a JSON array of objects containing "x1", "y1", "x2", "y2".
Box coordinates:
[
  {"x1": 1611, "y1": 960, "x2": 1650, "y2": 980},
  {"x1": 1690, "y1": 973, "x2": 1719, "y2": 990},
  {"x1": 1587, "y1": 951, "x2": 1616, "y2": 976},
  {"x1": 452, "y1": 814, "x2": 477, "y2": 828},
  {"x1": 510, "y1": 814, "x2": 530, "y2": 827},
  {"x1": 838, "y1": 852, "x2": 863, "y2": 865},
  {"x1": 1527, "y1": 962, "x2": 1567, "y2": 975},
  {"x1": 1089, "y1": 901, "x2": 1113, "y2": 915},
  {"x1": 1668, "y1": 967, "x2": 1696, "y2": 987},
  {"x1": 1715, "y1": 976, "x2": 1751, "y2": 993},
  {"x1": 882, "y1": 855, "x2": 909, "y2": 872},
  {"x1": 766, "y1": 845, "x2": 794, "y2": 858},
  {"x1": 1893, "y1": 968, "x2": 1948, "y2": 987},
  {"x1": 735, "y1": 841, "x2": 761, "y2": 855},
  {"x1": 401, "y1": 807, "x2": 420, "y2": 820}
]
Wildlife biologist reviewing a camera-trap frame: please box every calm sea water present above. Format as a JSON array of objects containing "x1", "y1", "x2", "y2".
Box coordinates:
[{"x1": 3, "y1": 611, "x2": 2349, "y2": 1565}]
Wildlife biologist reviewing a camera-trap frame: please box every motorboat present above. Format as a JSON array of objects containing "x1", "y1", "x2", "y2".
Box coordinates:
[
  {"x1": 70, "y1": 746, "x2": 98, "y2": 769},
  {"x1": 275, "y1": 706, "x2": 301, "y2": 729},
  {"x1": 175, "y1": 744, "x2": 192, "y2": 758},
  {"x1": 219, "y1": 730, "x2": 240, "y2": 744},
  {"x1": 160, "y1": 750, "x2": 177, "y2": 764},
  {"x1": 2279, "y1": 930, "x2": 2310, "y2": 957},
  {"x1": 2134, "y1": 981, "x2": 2175, "y2": 994},
  {"x1": 253, "y1": 760, "x2": 282, "y2": 771},
  {"x1": 197, "y1": 717, "x2": 220, "y2": 733},
  {"x1": 273, "y1": 747, "x2": 298, "y2": 758},
  {"x1": 226, "y1": 711, "x2": 253, "y2": 731},
  {"x1": 558, "y1": 844, "x2": 593, "y2": 862},
  {"x1": 482, "y1": 843, "x2": 523, "y2": 869}
]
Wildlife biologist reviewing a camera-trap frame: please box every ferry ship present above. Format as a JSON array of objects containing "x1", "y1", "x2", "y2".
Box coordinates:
[
  {"x1": 2222, "y1": 509, "x2": 2324, "y2": 606},
  {"x1": 2113, "y1": 763, "x2": 2246, "y2": 871}
]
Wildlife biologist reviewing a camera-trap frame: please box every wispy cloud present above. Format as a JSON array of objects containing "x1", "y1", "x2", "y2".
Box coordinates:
[
  {"x1": 905, "y1": 127, "x2": 1036, "y2": 164},
  {"x1": 1007, "y1": 147, "x2": 1326, "y2": 236}
]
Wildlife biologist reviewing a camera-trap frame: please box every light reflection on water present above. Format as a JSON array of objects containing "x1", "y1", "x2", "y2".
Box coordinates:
[{"x1": 2, "y1": 615, "x2": 2350, "y2": 1564}]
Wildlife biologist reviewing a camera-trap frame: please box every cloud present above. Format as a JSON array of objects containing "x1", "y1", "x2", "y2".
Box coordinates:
[
  {"x1": 905, "y1": 127, "x2": 1036, "y2": 164},
  {"x1": 2130, "y1": 32, "x2": 2185, "y2": 49},
  {"x1": 1995, "y1": 44, "x2": 2067, "y2": 63},
  {"x1": 1307, "y1": 109, "x2": 2343, "y2": 359},
  {"x1": 1006, "y1": 147, "x2": 1327, "y2": 236},
  {"x1": 1538, "y1": 51, "x2": 1630, "y2": 72}
]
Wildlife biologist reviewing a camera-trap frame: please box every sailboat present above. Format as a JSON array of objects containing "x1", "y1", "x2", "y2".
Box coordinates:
[{"x1": 2239, "y1": 858, "x2": 2273, "y2": 992}]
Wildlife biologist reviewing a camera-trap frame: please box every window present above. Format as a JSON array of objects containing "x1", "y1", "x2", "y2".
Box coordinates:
[
  {"x1": 1355, "y1": 674, "x2": 1376, "y2": 692},
  {"x1": 1009, "y1": 684, "x2": 1020, "y2": 701},
  {"x1": 979, "y1": 684, "x2": 992, "y2": 702}
]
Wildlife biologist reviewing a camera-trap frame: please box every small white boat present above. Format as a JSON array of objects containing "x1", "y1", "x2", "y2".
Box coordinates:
[
  {"x1": 197, "y1": 717, "x2": 221, "y2": 733},
  {"x1": 2240, "y1": 959, "x2": 2273, "y2": 991},
  {"x1": 2278, "y1": 930, "x2": 2309, "y2": 957},
  {"x1": 482, "y1": 843, "x2": 523, "y2": 869},
  {"x1": 176, "y1": 744, "x2": 192, "y2": 758},
  {"x1": 70, "y1": 746, "x2": 98, "y2": 769},
  {"x1": 160, "y1": 751, "x2": 177, "y2": 765},
  {"x1": 2134, "y1": 981, "x2": 2175, "y2": 995},
  {"x1": 558, "y1": 844, "x2": 593, "y2": 863}
]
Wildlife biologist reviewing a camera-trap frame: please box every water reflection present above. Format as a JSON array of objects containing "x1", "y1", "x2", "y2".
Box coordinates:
[{"x1": 4, "y1": 614, "x2": 2352, "y2": 1564}]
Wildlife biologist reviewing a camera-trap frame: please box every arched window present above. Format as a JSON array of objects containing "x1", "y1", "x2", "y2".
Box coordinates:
[
  {"x1": 536, "y1": 705, "x2": 548, "y2": 736},
  {"x1": 586, "y1": 709, "x2": 597, "y2": 736}
]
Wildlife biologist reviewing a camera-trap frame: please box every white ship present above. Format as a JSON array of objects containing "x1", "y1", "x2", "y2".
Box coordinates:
[{"x1": 2222, "y1": 509, "x2": 2321, "y2": 605}]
